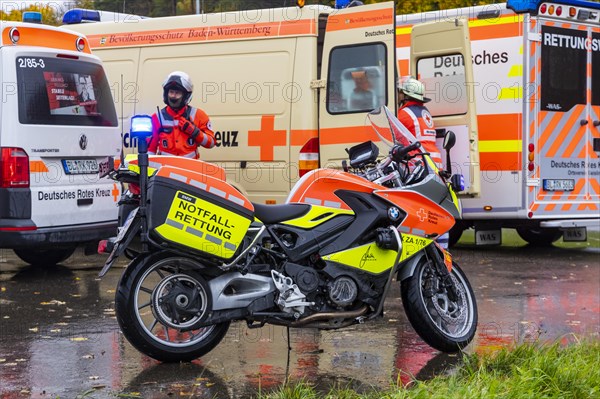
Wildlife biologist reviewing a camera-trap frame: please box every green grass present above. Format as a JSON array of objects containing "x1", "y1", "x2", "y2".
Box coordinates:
[{"x1": 259, "y1": 340, "x2": 600, "y2": 399}]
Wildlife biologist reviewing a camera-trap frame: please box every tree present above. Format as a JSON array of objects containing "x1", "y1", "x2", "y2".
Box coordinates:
[
  {"x1": 0, "y1": 5, "x2": 61, "y2": 25},
  {"x1": 71, "y1": 0, "x2": 502, "y2": 18}
]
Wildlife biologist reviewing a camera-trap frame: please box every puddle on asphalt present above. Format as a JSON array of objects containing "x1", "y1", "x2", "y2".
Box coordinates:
[{"x1": 0, "y1": 246, "x2": 598, "y2": 398}]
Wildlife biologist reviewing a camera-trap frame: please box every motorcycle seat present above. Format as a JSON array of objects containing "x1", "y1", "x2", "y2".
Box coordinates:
[{"x1": 252, "y1": 203, "x2": 311, "y2": 225}]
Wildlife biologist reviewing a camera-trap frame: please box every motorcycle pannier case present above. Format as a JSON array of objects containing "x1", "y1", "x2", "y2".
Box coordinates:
[{"x1": 147, "y1": 165, "x2": 254, "y2": 260}]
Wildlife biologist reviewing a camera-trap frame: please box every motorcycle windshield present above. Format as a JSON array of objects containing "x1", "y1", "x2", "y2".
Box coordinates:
[{"x1": 367, "y1": 106, "x2": 418, "y2": 149}]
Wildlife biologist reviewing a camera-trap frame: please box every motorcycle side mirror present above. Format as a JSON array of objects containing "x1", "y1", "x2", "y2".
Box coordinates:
[
  {"x1": 443, "y1": 131, "x2": 456, "y2": 176},
  {"x1": 443, "y1": 131, "x2": 456, "y2": 150}
]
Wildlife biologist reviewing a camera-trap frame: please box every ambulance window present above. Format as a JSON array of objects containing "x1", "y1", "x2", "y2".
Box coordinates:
[
  {"x1": 592, "y1": 32, "x2": 600, "y2": 106},
  {"x1": 17, "y1": 57, "x2": 118, "y2": 126},
  {"x1": 327, "y1": 43, "x2": 387, "y2": 114},
  {"x1": 416, "y1": 54, "x2": 468, "y2": 117},
  {"x1": 540, "y1": 26, "x2": 586, "y2": 112}
]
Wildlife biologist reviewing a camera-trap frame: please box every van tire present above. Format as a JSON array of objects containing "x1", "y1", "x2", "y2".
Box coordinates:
[
  {"x1": 448, "y1": 225, "x2": 464, "y2": 247},
  {"x1": 13, "y1": 246, "x2": 77, "y2": 266},
  {"x1": 516, "y1": 227, "x2": 562, "y2": 246}
]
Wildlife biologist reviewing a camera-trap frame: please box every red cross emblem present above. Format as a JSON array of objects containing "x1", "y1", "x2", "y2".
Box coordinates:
[
  {"x1": 417, "y1": 208, "x2": 428, "y2": 222},
  {"x1": 422, "y1": 110, "x2": 434, "y2": 128},
  {"x1": 112, "y1": 183, "x2": 120, "y2": 202},
  {"x1": 248, "y1": 115, "x2": 287, "y2": 162}
]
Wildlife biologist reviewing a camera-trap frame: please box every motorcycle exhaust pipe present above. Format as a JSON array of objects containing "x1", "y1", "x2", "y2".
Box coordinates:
[{"x1": 290, "y1": 305, "x2": 369, "y2": 327}]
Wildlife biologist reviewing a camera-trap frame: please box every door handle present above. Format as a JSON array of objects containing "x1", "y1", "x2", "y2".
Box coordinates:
[
  {"x1": 580, "y1": 119, "x2": 588, "y2": 126},
  {"x1": 594, "y1": 120, "x2": 600, "y2": 127}
]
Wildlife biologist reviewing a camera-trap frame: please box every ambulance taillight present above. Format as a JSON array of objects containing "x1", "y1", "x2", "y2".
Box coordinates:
[
  {"x1": 299, "y1": 138, "x2": 319, "y2": 177},
  {"x1": 528, "y1": 143, "x2": 535, "y2": 172},
  {"x1": 0, "y1": 147, "x2": 30, "y2": 188},
  {"x1": 9, "y1": 27, "x2": 20, "y2": 44}
]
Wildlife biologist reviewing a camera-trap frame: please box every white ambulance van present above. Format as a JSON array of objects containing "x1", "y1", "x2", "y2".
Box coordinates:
[
  {"x1": 396, "y1": 0, "x2": 600, "y2": 245},
  {"x1": 0, "y1": 19, "x2": 121, "y2": 265}
]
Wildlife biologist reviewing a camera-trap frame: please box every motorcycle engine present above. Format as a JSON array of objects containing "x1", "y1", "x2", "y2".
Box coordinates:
[{"x1": 328, "y1": 276, "x2": 358, "y2": 308}]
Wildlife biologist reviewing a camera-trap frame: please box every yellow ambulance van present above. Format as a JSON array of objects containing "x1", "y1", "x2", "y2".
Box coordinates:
[
  {"x1": 0, "y1": 19, "x2": 121, "y2": 265},
  {"x1": 64, "y1": 0, "x2": 597, "y2": 246}
]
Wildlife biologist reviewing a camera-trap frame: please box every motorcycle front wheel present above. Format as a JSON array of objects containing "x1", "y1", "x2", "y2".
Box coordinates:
[
  {"x1": 115, "y1": 253, "x2": 230, "y2": 362},
  {"x1": 401, "y1": 257, "x2": 477, "y2": 353}
]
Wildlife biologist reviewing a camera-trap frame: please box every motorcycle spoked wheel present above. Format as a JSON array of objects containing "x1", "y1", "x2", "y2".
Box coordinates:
[
  {"x1": 115, "y1": 253, "x2": 230, "y2": 362},
  {"x1": 401, "y1": 257, "x2": 477, "y2": 353}
]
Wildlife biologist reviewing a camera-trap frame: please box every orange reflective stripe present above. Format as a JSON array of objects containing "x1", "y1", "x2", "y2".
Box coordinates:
[
  {"x1": 290, "y1": 129, "x2": 318, "y2": 146},
  {"x1": 470, "y1": 21, "x2": 521, "y2": 40},
  {"x1": 396, "y1": 33, "x2": 410, "y2": 47},
  {"x1": 547, "y1": 106, "x2": 585, "y2": 158},
  {"x1": 320, "y1": 126, "x2": 377, "y2": 145},
  {"x1": 538, "y1": 111, "x2": 563, "y2": 152},
  {"x1": 398, "y1": 59, "x2": 409, "y2": 76},
  {"x1": 478, "y1": 113, "x2": 521, "y2": 141},
  {"x1": 87, "y1": 20, "x2": 315, "y2": 49},
  {"x1": 480, "y1": 152, "x2": 521, "y2": 171},
  {"x1": 560, "y1": 179, "x2": 586, "y2": 211}
]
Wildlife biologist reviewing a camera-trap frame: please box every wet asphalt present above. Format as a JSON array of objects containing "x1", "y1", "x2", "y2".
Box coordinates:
[{"x1": 0, "y1": 234, "x2": 598, "y2": 398}]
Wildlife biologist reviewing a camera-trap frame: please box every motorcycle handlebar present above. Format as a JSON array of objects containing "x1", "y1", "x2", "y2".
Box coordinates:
[{"x1": 391, "y1": 142, "x2": 421, "y2": 162}]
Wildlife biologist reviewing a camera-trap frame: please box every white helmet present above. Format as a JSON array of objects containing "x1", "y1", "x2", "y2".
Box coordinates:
[
  {"x1": 162, "y1": 71, "x2": 193, "y2": 107},
  {"x1": 398, "y1": 76, "x2": 430, "y2": 103}
]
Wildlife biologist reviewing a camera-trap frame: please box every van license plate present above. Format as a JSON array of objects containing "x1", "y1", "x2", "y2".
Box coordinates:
[
  {"x1": 543, "y1": 179, "x2": 574, "y2": 191},
  {"x1": 475, "y1": 229, "x2": 502, "y2": 245},
  {"x1": 562, "y1": 227, "x2": 586, "y2": 242},
  {"x1": 63, "y1": 159, "x2": 99, "y2": 175}
]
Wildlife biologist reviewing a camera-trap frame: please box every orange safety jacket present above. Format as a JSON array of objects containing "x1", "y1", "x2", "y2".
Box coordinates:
[
  {"x1": 397, "y1": 101, "x2": 442, "y2": 168},
  {"x1": 148, "y1": 105, "x2": 215, "y2": 158}
]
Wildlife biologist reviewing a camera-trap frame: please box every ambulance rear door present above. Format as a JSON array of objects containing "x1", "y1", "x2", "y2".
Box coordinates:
[
  {"x1": 318, "y1": 1, "x2": 397, "y2": 166},
  {"x1": 0, "y1": 23, "x2": 121, "y2": 237},
  {"x1": 410, "y1": 18, "x2": 481, "y2": 196},
  {"x1": 528, "y1": 1, "x2": 600, "y2": 220}
]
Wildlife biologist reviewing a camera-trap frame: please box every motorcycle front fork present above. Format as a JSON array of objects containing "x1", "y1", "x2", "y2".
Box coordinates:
[{"x1": 426, "y1": 245, "x2": 459, "y2": 302}]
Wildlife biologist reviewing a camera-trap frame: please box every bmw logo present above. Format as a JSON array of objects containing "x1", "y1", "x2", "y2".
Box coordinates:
[
  {"x1": 388, "y1": 207, "x2": 401, "y2": 221},
  {"x1": 79, "y1": 134, "x2": 88, "y2": 150}
]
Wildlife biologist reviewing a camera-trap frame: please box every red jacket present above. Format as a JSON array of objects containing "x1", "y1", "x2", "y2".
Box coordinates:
[
  {"x1": 397, "y1": 101, "x2": 442, "y2": 168},
  {"x1": 148, "y1": 105, "x2": 215, "y2": 158}
]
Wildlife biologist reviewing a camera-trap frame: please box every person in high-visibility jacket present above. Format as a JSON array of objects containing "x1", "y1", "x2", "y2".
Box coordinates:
[
  {"x1": 396, "y1": 76, "x2": 443, "y2": 168},
  {"x1": 148, "y1": 71, "x2": 215, "y2": 158},
  {"x1": 397, "y1": 77, "x2": 449, "y2": 249}
]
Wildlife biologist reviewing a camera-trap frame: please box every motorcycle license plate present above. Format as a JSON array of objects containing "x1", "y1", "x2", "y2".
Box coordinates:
[{"x1": 99, "y1": 208, "x2": 140, "y2": 277}]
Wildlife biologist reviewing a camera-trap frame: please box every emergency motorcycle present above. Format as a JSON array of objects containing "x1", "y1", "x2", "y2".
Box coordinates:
[{"x1": 100, "y1": 106, "x2": 477, "y2": 362}]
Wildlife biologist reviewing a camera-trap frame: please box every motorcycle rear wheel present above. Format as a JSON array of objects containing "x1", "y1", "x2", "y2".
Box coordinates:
[
  {"x1": 115, "y1": 253, "x2": 230, "y2": 362},
  {"x1": 401, "y1": 257, "x2": 477, "y2": 353}
]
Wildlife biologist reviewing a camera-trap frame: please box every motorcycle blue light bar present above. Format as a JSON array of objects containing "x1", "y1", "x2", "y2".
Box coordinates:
[
  {"x1": 507, "y1": 0, "x2": 600, "y2": 14},
  {"x1": 62, "y1": 9, "x2": 101, "y2": 24},
  {"x1": 130, "y1": 115, "x2": 154, "y2": 138},
  {"x1": 22, "y1": 12, "x2": 42, "y2": 24}
]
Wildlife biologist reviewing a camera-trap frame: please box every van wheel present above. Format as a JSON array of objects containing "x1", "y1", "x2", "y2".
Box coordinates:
[
  {"x1": 13, "y1": 246, "x2": 77, "y2": 266},
  {"x1": 516, "y1": 227, "x2": 562, "y2": 246},
  {"x1": 448, "y1": 225, "x2": 465, "y2": 247}
]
